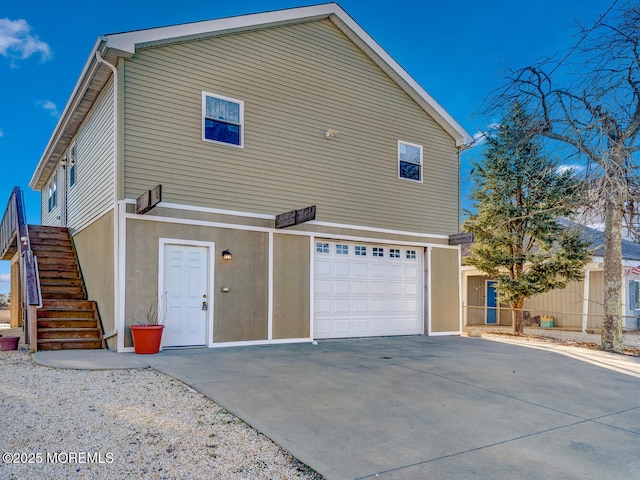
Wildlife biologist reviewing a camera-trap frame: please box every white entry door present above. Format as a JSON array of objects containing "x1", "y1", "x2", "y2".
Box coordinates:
[
  {"x1": 162, "y1": 244, "x2": 210, "y2": 347},
  {"x1": 314, "y1": 240, "x2": 423, "y2": 339}
]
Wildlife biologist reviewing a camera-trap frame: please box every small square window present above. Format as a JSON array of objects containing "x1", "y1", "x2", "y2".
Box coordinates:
[
  {"x1": 406, "y1": 250, "x2": 417, "y2": 260},
  {"x1": 202, "y1": 92, "x2": 244, "y2": 147},
  {"x1": 390, "y1": 249, "x2": 400, "y2": 258},
  {"x1": 336, "y1": 244, "x2": 349, "y2": 255},
  {"x1": 355, "y1": 245, "x2": 367, "y2": 256},
  {"x1": 398, "y1": 141, "x2": 423, "y2": 182},
  {"x1": 316, "y1": 243, "x2": 329, "y2": 253},
  {"x1": 373, "y1": 247, "x2": 384, "y2": 257}
]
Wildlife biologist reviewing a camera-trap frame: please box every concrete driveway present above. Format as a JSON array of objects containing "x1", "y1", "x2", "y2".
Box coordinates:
[{"x1": 143, "y1": 336, "x2": 640, "y2": 480}]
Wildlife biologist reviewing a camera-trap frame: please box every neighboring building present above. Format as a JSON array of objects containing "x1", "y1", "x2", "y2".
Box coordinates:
[
  {"x1": 28, "y1": 3, "x2": 472, "y2": 352},
  {"x1": 462, "y1": 223, "x2": 640, "y2": 332}
]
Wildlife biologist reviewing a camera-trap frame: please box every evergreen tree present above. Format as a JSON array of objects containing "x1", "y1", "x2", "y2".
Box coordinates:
[{"x1": 464, "y1": 104, "x2": 591, "y2": 334}]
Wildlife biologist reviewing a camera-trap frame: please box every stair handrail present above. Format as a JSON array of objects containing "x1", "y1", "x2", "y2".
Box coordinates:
[{"x1": 0, "y1": 187, "x2": 41, "y2": 351}]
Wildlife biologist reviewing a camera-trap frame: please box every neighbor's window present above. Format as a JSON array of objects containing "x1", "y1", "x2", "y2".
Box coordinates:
[
  {"x1": 202, "y1": 92, "x2": 243, "y2": 147},
  {"x1": 631, "y1": 280, "x2": 640, "y2": 310},
  {"x1": 398, "y1": 141, "x2": 423, "y2": 182},
  {"x1": 48, "y1": 173, "x2": 57, "y2": 212}
]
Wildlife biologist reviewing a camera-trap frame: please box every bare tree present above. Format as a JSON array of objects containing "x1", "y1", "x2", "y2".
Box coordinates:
[{"x1": 493, "y1": 1, "x2": 640, "y2": 352}]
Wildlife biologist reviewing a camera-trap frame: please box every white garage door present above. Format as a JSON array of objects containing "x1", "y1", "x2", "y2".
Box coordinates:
[{"x1": 314, "y1": 240, "x2": 423, "y2": 339}]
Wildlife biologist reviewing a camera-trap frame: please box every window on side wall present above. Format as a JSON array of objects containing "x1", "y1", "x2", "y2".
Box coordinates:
[
  {"x1": 202, "y1": 92, "x2": 243, "y2": 147},
  {"x1": 48, "y1": 173, "x2": 57, "y2": 212},
  {"x1": 398, "y1": 141, "x2": 423, "y2": 182},
  {"x1": 69, "y1": 144, "x2": 77, "y2": 187}
]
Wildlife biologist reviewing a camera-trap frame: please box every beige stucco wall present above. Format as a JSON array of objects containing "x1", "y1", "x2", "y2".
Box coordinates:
[
  {"x1": 272, "y1": 234, "x2": 310, "y2": 339},
  {"x1": 430, "y1": 247, "x2": 460, "y2": 332},
  {"x1": 124, "y1": 218, "x2": 272, "y2": 346},
  {"x1": 72, "y1": 210, "x2": 115, "y2": 348}
]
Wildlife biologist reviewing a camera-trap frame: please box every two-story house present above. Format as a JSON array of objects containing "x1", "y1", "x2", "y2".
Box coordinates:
[{"x1": 27, "y1": 3, "x2": 473, "y2": 352}]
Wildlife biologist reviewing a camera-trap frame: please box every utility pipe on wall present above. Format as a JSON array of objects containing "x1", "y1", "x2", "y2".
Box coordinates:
[{"x1": 94, "y1": 50, "x2": 120, "y2": 345}]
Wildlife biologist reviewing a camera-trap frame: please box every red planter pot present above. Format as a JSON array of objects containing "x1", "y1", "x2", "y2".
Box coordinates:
[
  {"x1": 0, "y1": 336, "x2": 20, "y2": 351},
  {"x1": 130, "y1": 325, "x2": 165, "y2": 354}
]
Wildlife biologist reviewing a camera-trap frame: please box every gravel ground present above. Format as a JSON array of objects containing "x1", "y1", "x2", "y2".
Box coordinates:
[{"x1": 0, "y1": 328, "x2": 322, "y2": 480}]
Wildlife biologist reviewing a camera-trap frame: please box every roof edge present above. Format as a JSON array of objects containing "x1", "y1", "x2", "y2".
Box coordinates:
[{"x1": 31, "y1": 2, "x2": 473, "y2": 190}]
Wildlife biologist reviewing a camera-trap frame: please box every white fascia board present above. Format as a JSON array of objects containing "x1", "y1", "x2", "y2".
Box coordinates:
[
  {"x1": 29, "y1": 38, "x2": 106, "y2": 190},
  {"x1": 104, "y1": 3, "x2": 341, "y2": 54}
]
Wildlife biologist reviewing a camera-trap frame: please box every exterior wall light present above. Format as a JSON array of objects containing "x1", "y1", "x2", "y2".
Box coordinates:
[{"x1": 222, "y1": 249, "x2": 232, "y2": 260}]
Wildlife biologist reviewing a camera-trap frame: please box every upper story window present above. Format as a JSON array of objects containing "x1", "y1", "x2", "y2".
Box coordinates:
[
  {"x1": 48, "y1": 173, "x2": 57, "y2": 212},
  {"x1": 398, "y1": 141, "x2": 423, "y2": 182},
  {"x1": 69, "y1": 144, "x2": 77, "y2": 187},
  {"x1": 202, "y1": 92, "x2": 244, "y2": 147}
]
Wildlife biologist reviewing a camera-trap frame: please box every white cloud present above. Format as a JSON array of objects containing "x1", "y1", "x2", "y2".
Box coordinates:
[
  {"x1": 0, "y1": 18, "x2": 51, "y2": 62},
  {"x1": 0, "y1": 273, "x2": 9, "y2": 291},
  {"x1": 472, "y1": 122, "x2": 500, "y2": 146},
  {"x1": 556, "y1": 164, "x2": 585, "y2": 174},
  {"x1": 37, "y1": 100, "x2": 59, "y2": 117}
]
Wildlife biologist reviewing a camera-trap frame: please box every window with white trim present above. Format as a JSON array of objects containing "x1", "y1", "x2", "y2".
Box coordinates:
[
  {"x1": 390, "y1": 248, "x2": 400, "y2": 258},
  {"x1": 69, "y1": 144, "x2": 77, "y2": 187},
  {"x1": 336, "y1": 244, "x2": 349, "y2": 255},
  {"x1": 373, "y1": 247, "x2": 384, "y2": 257},
  {"x1": 355, "y1": 245, "x2": 367, "y2": 256},
  {"x1": 202, "y1": 92, "x2": 244, "y2": 147},
  {"x1": 47, "y1": 173, "x2": 57, "y2": 212},
  {"x1": 398, "y1": 141, "x2": 423, "y2": 182},
  {"x1": 316, "y1": 242, "x2": 329, "y2": 254},
  {"x1": 406, "y1": 250, "x2": 416, "y2": 259}
]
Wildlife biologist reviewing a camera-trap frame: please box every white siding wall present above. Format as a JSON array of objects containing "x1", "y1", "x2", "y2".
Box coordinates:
[
  {"x1": 66, "y1": 78, "x2": 115, "y2": 231},
  {"x1": 40, "y1": 165, "x2": 62, "y2": 226}
]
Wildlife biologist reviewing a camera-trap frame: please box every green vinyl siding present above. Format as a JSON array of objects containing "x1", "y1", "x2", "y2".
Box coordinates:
[{"x1": 123, "y1": 19, "x2": 459, "y2": 234}]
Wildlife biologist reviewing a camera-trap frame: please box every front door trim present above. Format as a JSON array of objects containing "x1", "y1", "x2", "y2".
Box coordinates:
[{"x1": 158, "y1": 238, "x2": 216, "y2": 348}]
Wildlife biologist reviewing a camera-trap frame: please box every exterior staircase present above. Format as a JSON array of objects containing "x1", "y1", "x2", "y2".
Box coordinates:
[{"x1": 29, "y1": 225, "x2": 103, "y2": 350}]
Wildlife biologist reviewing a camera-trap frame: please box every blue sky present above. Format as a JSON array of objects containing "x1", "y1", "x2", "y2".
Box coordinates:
[{"x1": 0, "y1": 0, "x2": 610, "y2": 293}]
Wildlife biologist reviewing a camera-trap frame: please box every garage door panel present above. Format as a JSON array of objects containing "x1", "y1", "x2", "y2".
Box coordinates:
[
  {"x1": 371, "y1": 282, "x2": 386, "y2": 295},
  {"x1": 353, "y1": 281, "x2": 369, "y2": 295},
  {"x1": 314, "y1": 240, "x2": 423, "y2": 339},
  {"x1": 335, "y1": 280, "x2": 351, "y2": 294},
  {"x1": 371, "y1": 299, "x2": 386, "y2": 313},
  {"x1": 315, "y1": 279, "x2": 332, "y2": 295},
  {"x1": 371, "y1": 264, "x2": 387, "y2": 278},
  {"x1": 335, "y1": 299, "x2": 350, "y2": 313},
  {"x1": 352, "y1": 264, "x2": 369, "y2": 277},
  {"x1": 316, "y1": 260, "x2": 332, "y2": 275},
  {"x1": 334, "y1": 262, "x2": 351, "y2": 276},
  {"x1": 404, "y1": 265, "x2": 420, "y2": 279},
  {"x1": 353, "y1": 299, "x2": 369, "y2": 313},
  {"x1": 388, "y1": 282, "x2": 404, "y2": 296}
]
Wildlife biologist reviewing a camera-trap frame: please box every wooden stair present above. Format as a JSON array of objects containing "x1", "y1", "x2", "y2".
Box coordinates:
[{"x1": 29, "y1": 226, "x2": 103, "y2": 350}]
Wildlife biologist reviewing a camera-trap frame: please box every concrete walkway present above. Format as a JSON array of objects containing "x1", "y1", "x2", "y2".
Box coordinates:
[{"x1": 33, "y1": 337, "x2": 640, "y2": 480}]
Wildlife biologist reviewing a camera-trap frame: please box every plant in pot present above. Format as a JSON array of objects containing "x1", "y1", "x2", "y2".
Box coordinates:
[
  {"x1": 0, "y1": 333, "x2": 20, "y2": 351},
  {"x1": 130, "y1": 302, "x2": 165, "y2": 354}
]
